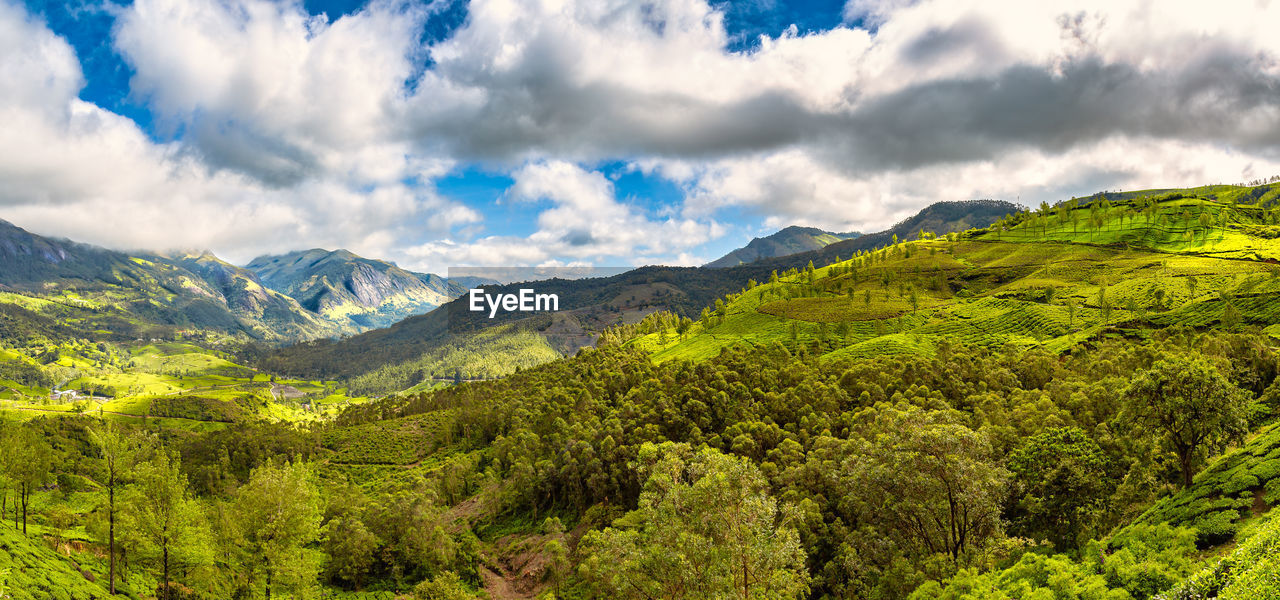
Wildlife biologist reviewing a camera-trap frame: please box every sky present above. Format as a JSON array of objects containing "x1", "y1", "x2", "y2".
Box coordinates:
[{"x1": 3, "y1": 0, "x2": 1280, "y2": 274}]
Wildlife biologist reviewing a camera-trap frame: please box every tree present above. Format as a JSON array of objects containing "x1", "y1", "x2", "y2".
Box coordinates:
[
  {"x1": 413, "y1": 571, "x2": 475, "y2": 599},
  {"x1": 580, "y1": 442, "x2": 809, "y2": 600},
  {"x1": 1123, "y1": 357, "x2": 1250, "y2": 488},
  {"x1": 90, "y1": 422, "x2": 135, "y2": 594},
  {"x1": 234, "y1": 460, "x2": 325, "y2": 599},
  {"x1": 1223, "y1": 301, "x2": 1242, "y2": 330},
  {"x1": 124, "y1": 445, "x2": 211, "y2": 599},
  {"x1": 323, "y1": 514, "x2": 378, "y2": 590},
  {"x1": 1007, "y1": 427, "x2": 1110, "y2": 549},
  {"x1": 846, "y1": 405, "x2": 1008, "y2": 564},
  {"x1": 5, "y1": 426, "x2": 53, "y2": 535}
]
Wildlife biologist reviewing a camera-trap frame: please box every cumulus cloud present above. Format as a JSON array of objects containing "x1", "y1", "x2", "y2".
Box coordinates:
[
  {"x1": 4, "y1": 0, "x2": 1280, "y2": 271},
  {"x1": 401, "y1": 160, "x2": 721, "y2": 272},
  {"x1": 0, "y1": 0, "x2": 477, "y2": 268}
]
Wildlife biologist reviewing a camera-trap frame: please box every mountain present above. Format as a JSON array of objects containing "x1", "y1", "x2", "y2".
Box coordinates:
[
  {"x1": 260, "y1": 199, "x2": 1014, "y2": 386},
  {"x1": 755, "y1": 199, "x2": 1020, "y2": 271},
  {"x1": 705, "y1": 226, "x2": 860, "y2": 268},
  {"x1": 245, "y1": 248, "x2": 468, "y2": 331},
  {"x1": 0, "y1": 219, "x2": 349, "y2": 342}
]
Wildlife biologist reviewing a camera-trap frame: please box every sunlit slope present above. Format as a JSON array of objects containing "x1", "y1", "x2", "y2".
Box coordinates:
[
  {"x1": 0, "y1": 340, "x2": 365, "y2": 429},
  {"x1": 0, "y1": 524, "x2": 130, "y2": 600},
  {"x1": 630, "y1": 186, "x2": 1280, "y2": 363}
]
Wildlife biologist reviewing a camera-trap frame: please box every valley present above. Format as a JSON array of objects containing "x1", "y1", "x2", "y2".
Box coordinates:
[{"x1": 7, "y1": 185, "x2": 1280, "y2": 599}]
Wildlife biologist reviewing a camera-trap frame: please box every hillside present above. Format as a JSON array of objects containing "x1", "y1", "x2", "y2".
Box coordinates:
[
  {"x1": 632, "y1": 188, "x2": 1280, "y2": 364},
  {"x1": 260, "y1": 263, "x2": 778, "y2": 383},
  {"x1": 0, "y1": 220, "x2": 349, "y2": 343},
  {"x1": 246, "y1": 248, "x2": 467, "y2": 331},
  {"x1": 0, "y1": 523, "x2": 132, "y2": 599},
  {"x1": 755, "y1": 199, "x2": 1020, "y2": 272},
  {"x1": 14, "y1": 184, "x2": 1280, "y2": 600},
  {"x1": 705, "y1": 225, "x2": 859, "y2": 268}
]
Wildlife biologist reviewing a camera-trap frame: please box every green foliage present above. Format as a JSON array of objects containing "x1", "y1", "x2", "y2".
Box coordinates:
[
  {"x1": 1123, "y1": 356, "x2": 1250, "y2": 488},
  {"x1": 1007, "y1": 427, "x2": 1111, "y2": 549},
  {"x1": 1160, "y1": 514, "x2": 1280, "y2": 599},
  {"x1": 229, "y1": 460, "x2": 325, "y2": 599},
  {"x1": 121, "y1": 442, "x2": 212, "y2": 598},
  {"x1": 580, "y1": 442, "x2": 809, "y2": 599}
]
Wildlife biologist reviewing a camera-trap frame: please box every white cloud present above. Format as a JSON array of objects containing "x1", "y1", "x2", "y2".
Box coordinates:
[
  {"x1": 4, "y1": 0, "x2": 1280, "y2": 272},
  {"x1": 401, "y1": 160, "x2": 722, "y2": 272},
  {"x1": 0, "y1": 0, "x2": 477, "y2": 269}
]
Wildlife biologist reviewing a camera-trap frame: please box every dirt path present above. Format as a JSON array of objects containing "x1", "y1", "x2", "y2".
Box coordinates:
[{"x1": 480, "y1": 565, "x2": 533, "y2": 600}]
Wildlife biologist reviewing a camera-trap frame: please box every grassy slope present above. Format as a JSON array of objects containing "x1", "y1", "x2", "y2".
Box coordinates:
[
  {"x1": 618, "y1": 184, "x2": 1280, "y2": 595},
  {"x1": 0, "y1": 339, "x2": 368, "y2": 430},
  {"x1": 0, "y1": 524, "x2": 135, "y2": 600},
  {"x1": 634, "y1": 189, "x2": 1280, "y2": 364}
]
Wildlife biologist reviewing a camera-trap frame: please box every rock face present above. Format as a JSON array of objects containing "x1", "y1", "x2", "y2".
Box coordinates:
[
  {"x1": 706, "y1": 226, "x2": 861, "y2": 268},
  {"x1": 246, "y1": 249, "x2": 467, "y2": 331}
]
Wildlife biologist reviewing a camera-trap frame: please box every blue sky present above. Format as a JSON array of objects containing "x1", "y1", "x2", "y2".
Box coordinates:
[{"x1": 2, "y1": 0, "x2": 1278, "y2": 273}]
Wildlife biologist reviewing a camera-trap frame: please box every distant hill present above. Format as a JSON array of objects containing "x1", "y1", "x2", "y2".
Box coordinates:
[
  {"x1": 0, "y1": 220, "x2": 348, "y2": 342},
  {"x1": 705, "y1": 226, "x2": 860, "y2": 268},
  {"x1": 755, "y1": 199, "x2": 1020, "y2": 271},
  {"x1": 245, "y1": 249, "x2": 467, "y2": 331}
]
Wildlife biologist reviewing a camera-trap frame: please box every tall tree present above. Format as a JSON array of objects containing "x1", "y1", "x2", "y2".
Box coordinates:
[
  {"x1": 1006, "y1": 427, "x2": 1110, "y2": 549},
  {"x1": 234, "y1": 460, "x2": 325, "y2": 600},
  {"x1": 90, "y1": 422, "x2": 135, "y2": 595},
  {"x1": 6, "y1": 426, "x2": 54, "y2": 535},
  {"x1": 1123, "y1": 356, "x2": 1250, "y2": 488},
  {"x1": 580, "y1": 442, "x2": 809, "y2": 600},
  {"x1": 846, "y1": 405, "x2": 1009, "y2": 564},
  {"x1": 125, "y1": 445, "x2": 210, "y2": 600}
]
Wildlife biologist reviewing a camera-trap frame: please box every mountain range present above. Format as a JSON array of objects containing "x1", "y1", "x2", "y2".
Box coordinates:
[{"x1": 0, "y1": 220, "x2": 468, "y2": 342}]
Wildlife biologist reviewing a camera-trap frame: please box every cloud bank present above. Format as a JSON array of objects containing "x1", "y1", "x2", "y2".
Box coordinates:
[{"x1": 2, "y1": 0, "x2": 1280, "y2": 271}]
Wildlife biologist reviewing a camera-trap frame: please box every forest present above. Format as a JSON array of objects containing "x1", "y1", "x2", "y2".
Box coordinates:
[
  {"x1": 8, "y1": 186, "x2": 1280, "y2": 599},
  {"x1": 5, "y1": 327, "x2": 1280, "y2": 598}
]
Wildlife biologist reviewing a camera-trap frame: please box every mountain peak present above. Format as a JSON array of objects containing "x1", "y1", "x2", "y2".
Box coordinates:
[{"x1": 706, "y1": 226, "x2": 861, "y2": 268}]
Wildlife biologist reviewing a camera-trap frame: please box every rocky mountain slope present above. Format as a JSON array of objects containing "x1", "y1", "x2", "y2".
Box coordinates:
[{"x1": 246, "y1": 248, "x2": 466, "y2": 331}]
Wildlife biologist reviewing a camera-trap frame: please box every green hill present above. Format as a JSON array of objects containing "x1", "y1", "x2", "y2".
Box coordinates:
[
  {"x1": 260, "y1": 200, "x2": 1014, "y2": 387},
  {"x1": 631, "y1": 187, "x2": 1280, "y2": 364},
  {"x1": 0, "y1": 522, "x2": 134, "y2": 600}
]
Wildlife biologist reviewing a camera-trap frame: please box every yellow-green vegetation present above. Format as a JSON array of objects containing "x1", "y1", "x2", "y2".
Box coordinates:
[
  {"x1": 628, "y1": 187, "x2": 1280, "y2": 365},
  {"x1": 0, "y1": 522, "x2": 137, "y2": 599},
  {"x1": 0, "y1": 337, "x2": 368, "y2": 430},
  {"x1": 15, "y1": 183, "x2": 1280, "y2": 600},
  {"x1": 344, "y1": 325, "x2": 561, "y2": 396},
  {"x1": 1122, "y1": 423, "x2": 1280, "y2": 546}
]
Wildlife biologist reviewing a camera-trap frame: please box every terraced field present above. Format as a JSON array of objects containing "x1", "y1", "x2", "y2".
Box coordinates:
[{"x1": 633, "y1": 188, "x2": 1280, "y2": 364}]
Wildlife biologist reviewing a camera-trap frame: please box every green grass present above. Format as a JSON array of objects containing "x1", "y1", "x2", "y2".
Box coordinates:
[{"x1": 322, "y1": 410, "x2": 456, "y2": 465}]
